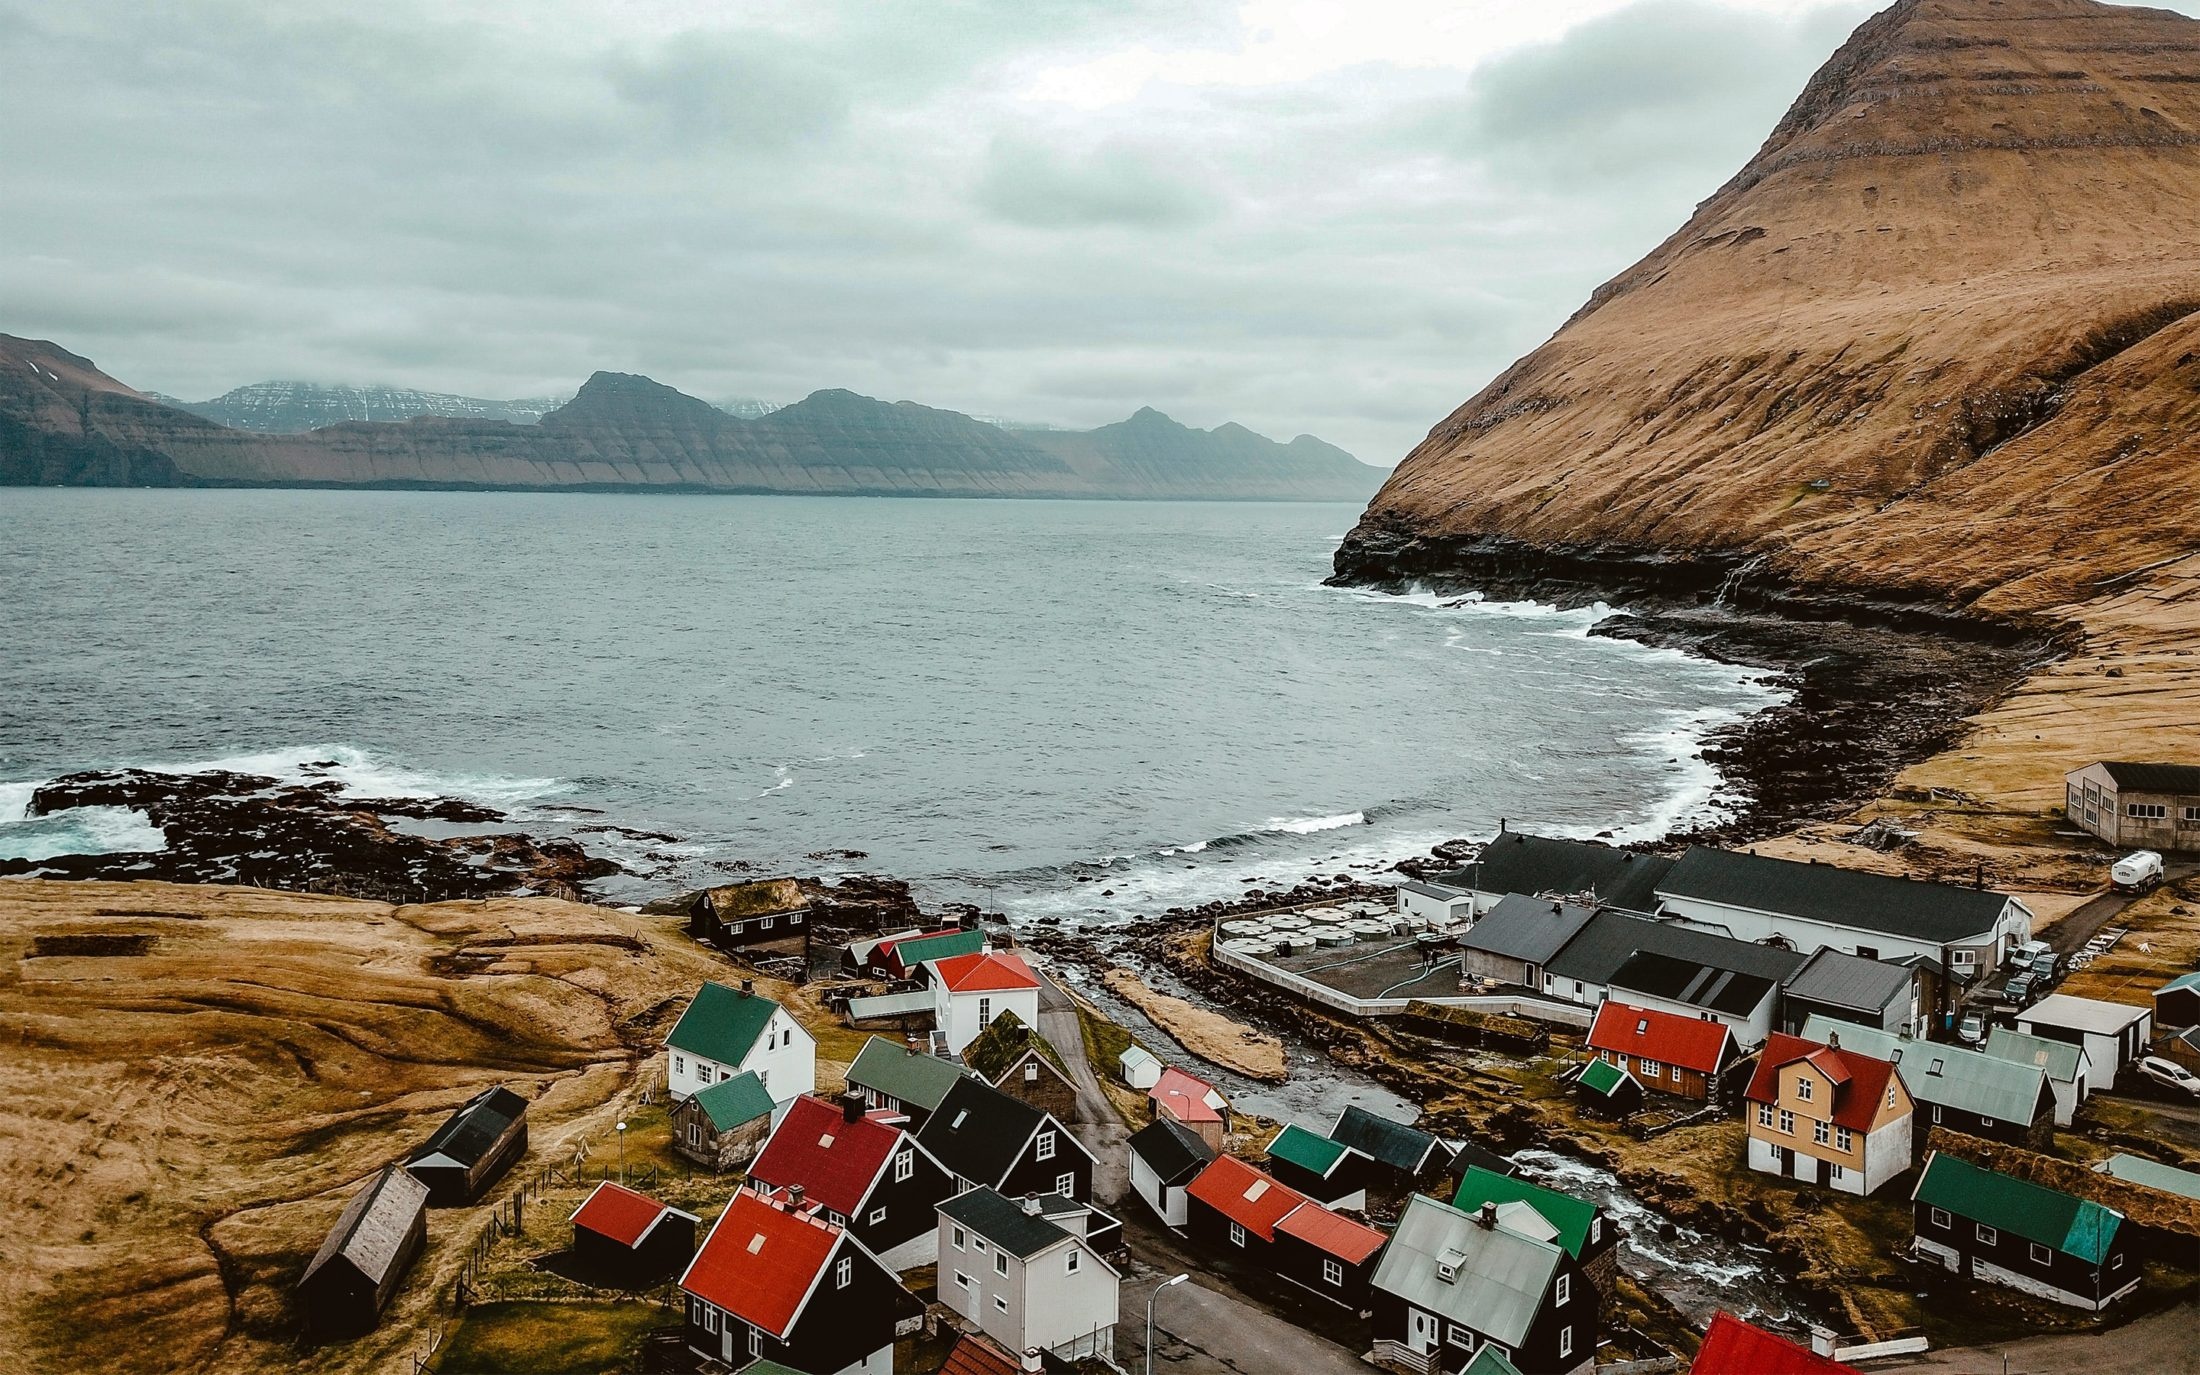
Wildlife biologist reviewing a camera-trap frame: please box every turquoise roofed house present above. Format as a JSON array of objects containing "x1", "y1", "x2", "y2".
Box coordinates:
[
  {"x1": 1263, "y1": 1123, "x2": 1375, "y2": 1210},
  {"x1": 671, "y1": 1070, "x2": 776, "y2": 1173},
  {"x1": 1451, "y1": 1166, "x2": 1617, "y2": 1300},
  {"x1": 1910, "y1": 1152, "x2": 2137, "y2": 1312},
  {"x1": 665, "y1": 979, "x2": 816, "y2": 1112}
]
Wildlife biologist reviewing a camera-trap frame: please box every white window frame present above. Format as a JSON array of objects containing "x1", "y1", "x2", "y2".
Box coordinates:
[
  {"x1": 2030, "y1": 1242, "x2": 2053, "y2": 1266},
  {"x1": 1323, "y1": 1257, "x2": 1344, "y2": 1285},
  {"x1": 1757, "y1": 1104, "x2": 1774, "y2": 1128},
  {"x1": 1929, "y1": 1207, "x2": 1951, "y2": 1229},
  {"x1": 952, "y1": 1226, "x2": 966, "y2": 1251},
  {"x1": 1641, "y1": 1059, "x2": 1661, "y2": 1080},
  {"x1": 1446, "y1": 1323, "x2": 1472, "y2": 1349},
  {"x1": 1035, "y1": 1132, "x2": 1056, "y2": 1162},
  {"x1": 1952, "y1": 949, "x2": 1977, "y2": 970},
  {"x1": 1056, "y1": 1171, "x2": 1075, "y2": 1196},
  {"x1": 1229, "y1": 1221, "x2": 1247, "y2": 1247},
  {"x1": 1836, "y1": 1127, "x2": 1854, "y2": 1152},
  {"x1": 1813, "y1": 1120, "x2": 1830, "y2": 1146},
  {"x1": 1777, "y1": 1109, "x2": 1795, "y2": 1135},
  {"x1": 749, "y1": 1328, "x2": 762, "y2": 1358},
  {"x1": 994, "y1": 1295, "x2": 1009, "y2": 1313},
  {"x1": 896, "y1": 1151, "x2": 914, "y2": 1183},
  {"x1": 1067, "y1": 1250, "x2": 1082, "y2": 1275},
  {"x1": 704, "y1": 1306, "x2": 719, "y2": 1334},
  {"x1": 1555, "y1": 1274, "x2": 1570, "y2": 1306},
  {"x1": 1977, "y1": 1224, "x2": 1999, "y2": 1246},
  {"x1": 1795, "y1": 1076, "x2": 1814, "y2": 1102},
  {"x1": 994, "y1": 1252, "x2": 1008, "y2": 1277},
  {"x1": 1559, "y1": 1327, "x2": 1573, "y2": 1360},
  {"x1": 835, "y1": 1256, "x2": 852, "y2": 1289},
  {"x1": 867, "y1": 1207, "x2": 887, "y2": 1226}
]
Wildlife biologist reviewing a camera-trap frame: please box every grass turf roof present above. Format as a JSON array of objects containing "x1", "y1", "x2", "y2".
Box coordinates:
[
  {"x1": 962, "y1": 1009, "x2": 1067, "y2": 1082},
  {"x1": 1452, "y1": 1167, "x2": 1598, "y2": 1258},
  {"x1": 1267, "y1": 1124, "x2": 1351, "y2": 1175},
  {"x1": 1915, "y1": 1152, "x2": 2121, "y2": 1264}
]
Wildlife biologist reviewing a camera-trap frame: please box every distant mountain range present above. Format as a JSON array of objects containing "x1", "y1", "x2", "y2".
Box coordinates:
[{"x1": 1, "y1": 337, "x2": 1386, "y2": 500}]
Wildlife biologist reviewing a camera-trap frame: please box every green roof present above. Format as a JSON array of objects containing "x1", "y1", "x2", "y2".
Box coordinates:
[
  {"x1": 892, "y1": 929, "x2": 984, "y2": 968},
  {"x1": 2160, "y1": 971, "x2": 2200, "y2": 995},
  {"x1": 963, "y1": 1009, "x2": 1067, "y2": 1082},
  {"x1": 1452, "y1": 1167, "x2": 1598, "y2": 1259},
  {"x1": 1268, "y1": 1124, "x2": 1351, "y2": 1176},
  {"x1": 2097, "y1": 1152, "x2": 2200, "y2": 1202},
  {"x1": 667, "y1": 981, "x2": 781, "y2": 1066},
  {"x1": 1915, "y1": 1153, "x2": 2123, "y2": 1264},
  {"x1": 734, "y1": 1362, "x2": 806, "y2": 1375},
  {"x1": 846, "y1": 1037, "x2": 970, "y2": 1112},
  {"x1": 689, "y1": 1071, "x2": 775, "y2": 1130},
  {"x1": 1577, "y1": 1057, "x2": 1636, "y2": 1097},
  {"x1": 1462, "y1": 1347, "x2": 1525, "y2": 1375}
]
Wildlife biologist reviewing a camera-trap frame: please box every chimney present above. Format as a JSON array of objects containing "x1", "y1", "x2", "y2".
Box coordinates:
[
  {"x1": 1022, "y1": 1192, "x2": 1043, "y2": 1216},
  {"x1": 741, "y1": 977, "x2": 754, "y2": 995},
  {"x1": 1477, "y1": 1201, "x2": 1497, "y2": 1229},
  {"x1": 1809, "y1": 1326, "x2": 1838, "y2": 1358},
  {"x1": 1021, "y1": 1350, "x2": 1044, "y2": 1373},
  {"x1": 1975, "y1": 862, "x2": 1985, "y2": 890},
  {"x1": 840, "y1": 1092, "x2": 865, "y2": 1124},
  {"x1": 788, "y1": 1184, "x2": 805, "y2": 1209}
]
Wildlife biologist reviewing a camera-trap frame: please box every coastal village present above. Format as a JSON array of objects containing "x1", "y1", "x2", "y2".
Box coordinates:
[{"x1": 254, "y1": 757, "x2": 2200, "y2": 1375}]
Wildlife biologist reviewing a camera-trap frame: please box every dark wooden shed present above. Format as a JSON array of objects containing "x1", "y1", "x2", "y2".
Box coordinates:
[
  {"x1": 569, "y1": 1181, "x2": 700, "y2": 1283},
  {"x1": 296, "y1": 1164, "x2": 430, "y2": 1338},
  {"x1": 406, "y1": 1085, "x2": 529, "y2": 1205}
]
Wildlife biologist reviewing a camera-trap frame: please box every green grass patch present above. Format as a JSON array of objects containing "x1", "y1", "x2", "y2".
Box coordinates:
[{"x1": 435, "y1": 1299, "x2": 669, "y2": 1374}]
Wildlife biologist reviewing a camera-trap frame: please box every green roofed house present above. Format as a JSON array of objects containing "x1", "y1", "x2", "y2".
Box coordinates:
[
  {"x1": 2094, "y1": 1152, "x2": 2200, "y2": 1202},
  {"x1": 671, "y1": 1070, "x2": 775, "y2": 1173},
  {"x1": 1462, "y1": 1346, "x2": 1526, "y2": 1375},
  {"x1": 666, "y1": 979, "x2": 816, "y2": 1112},
  {"x1": 1911, "y1": 1151, "x2": 2136, "y2": 1311},
  {"x1": 1573, "y1": 1057, "x2": 1644, "y2": 1120},
  {"x1": 845, "y1": 1036, "x2": 974, "y2": 1131},
  {"x1": 1264, "y1": 1123, "x2": 1377, "y2": 1210},
  {"x1": 962, "y1": 1010, "x2": 1078, "y2": 1123},
  {"x1": 879, "y1": 928, "x2": 987, "y2": 980},
  {"x1": 1452, "y1": 1167, "x2": 1619, "y2": 1303}
]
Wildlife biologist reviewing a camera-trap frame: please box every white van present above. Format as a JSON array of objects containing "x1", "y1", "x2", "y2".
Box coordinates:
[{"x1": 2112, "y1": 851, "x2": 2165, "y2": 891}]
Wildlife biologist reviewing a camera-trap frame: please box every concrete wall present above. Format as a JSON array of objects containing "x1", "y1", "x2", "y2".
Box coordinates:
[{"x1": 1209, "y1": 936, "x2": 1592, "y2": 1027}]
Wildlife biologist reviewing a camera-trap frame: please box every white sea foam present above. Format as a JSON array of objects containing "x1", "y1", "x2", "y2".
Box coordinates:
[
  {"x1": 1260, "y1": 811, "x2": 1367, "y2": 835},
  {"x1": 0, "y1": 805, "x2": 167, "y2": 861}
]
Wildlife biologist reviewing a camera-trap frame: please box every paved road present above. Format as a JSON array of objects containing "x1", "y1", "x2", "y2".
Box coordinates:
[
  {"x1": 1880, "y1": 1301, "x2": 2200, "y2": 1374},
  {"x1": 2093, "y1": 1090, "x2": 2200, "y2": 1151},
  {"x1": 2040, "y1": 860, "x2": 2197, "y2": 954},
  {"x1": 1033, "y1": 964, "x2": 1132, "y2": 1206}
]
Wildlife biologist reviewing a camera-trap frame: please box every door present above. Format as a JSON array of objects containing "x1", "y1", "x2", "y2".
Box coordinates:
[
  {"x1": 1774, "y1": 1145, "x2": 1791, "y2": 1177},
  {"x1": 1408, "y1": 1308, "x2": 1439, "y2": 1354}
]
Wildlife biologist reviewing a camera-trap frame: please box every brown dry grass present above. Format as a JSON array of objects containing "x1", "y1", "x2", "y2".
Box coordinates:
[
  {"x1": 1099, "y1": 967, "x2": 1286, "y2": 1081},
  {"x1": 0, "y1": 878, "x2": 729, "y2": 1375}
]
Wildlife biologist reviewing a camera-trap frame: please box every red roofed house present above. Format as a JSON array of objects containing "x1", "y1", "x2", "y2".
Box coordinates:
[
  {"x1": 1690, "y1": 1311, "x2": 1858, "y2": 1374},
  {"x1": 680, "y1": 1185, "x2": 921, "y2": 1374},
  {"x1": 569, "y1": 1181, "x2": 700, "y2": 1281},
  {"x1": 1588, "y1": 1001, "x2": 1737, "y2": 1102},
  {"x1": 1745, "y1": 1033, "x2": 1913, "y2": 1196},
  {"x1": 746, "y1": 1093, "x2": 957, "y2": 1271},
  {"x1": 1185, "y1": 1155, "x2": 1385, "y2": 1309},
  {"x1": 928, "y1": 951, "x2": 1042, "y2": 1056},
  {"x1": 1149, "y1": 1067, "x2": 1230, "y2": 1151}
]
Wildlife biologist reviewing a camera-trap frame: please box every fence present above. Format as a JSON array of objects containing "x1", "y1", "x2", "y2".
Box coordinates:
[{"x1": 1208, "y1": 934, "x2": 1592, "y2": 1026}]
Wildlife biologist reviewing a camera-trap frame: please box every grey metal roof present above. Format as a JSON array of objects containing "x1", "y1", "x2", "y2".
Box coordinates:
[
  {"x1": 1542, "y1": 909, "x2": 1806, "y2": 987},
  {"x1": 2096, "y1": 1153, "x2": 2200, "y2": 1201},
  {"x1": 1443, "y1": 833, "x2": 1675, "y2": 913},
  {"x1": 2018, "y1": 994, "x2": 2151, "y2": 1036},
  {"x1": 1658, "y1": 848, "x2": 2015, "y2": 944},
  {"x1": 1370, "y1": 1194, "x2": 1562, "y2": 1347},
  {"x1": 1781, "y1": 948, "x2": 1915, "y2": 1014},
  {"x1": 1399, "y1": 879, "x2": 1472, "y2": 901},
  {"x1": 1128, "y1": 1116, "x2": 1213, "y2": 1185},
  {"x1": 1800, "y1": 1016, "x2": 2050, "y2": 1125},
  {"x1": 1609, "y1": 950, "x2": 1777, "y2": 1017},
  {"x1": 1331, "y1": 1105, "x2": 1439, "y2": 1174},
  {"x1": 410, "y1": 1086, "x2": 526, "y2": 1170},
  {"x1": 1457, "y1": 895, "x2": 1598, "y2": 967},
  {"x1": 301, "y1": 1164, "x2": 429, "y2": 1287},
  {"x1": 1983, "y1": 1025, "x2": 2088, "y2": 1086},
  {"x1": 937, "y1": 1186, "x2": 1072, "y2": 1259},
  {"x1": 2097, "y1": 761, "x2": 2200, "y2": 793}
]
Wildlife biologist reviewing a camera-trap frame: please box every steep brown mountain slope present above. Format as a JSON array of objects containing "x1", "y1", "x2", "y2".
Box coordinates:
[
  {"x1": 1341, "y1": 0, "x2": 2200, "y2": 828},
  {"x1": 1344, "y1": 0, "x2": 2200, "y2": 614}
]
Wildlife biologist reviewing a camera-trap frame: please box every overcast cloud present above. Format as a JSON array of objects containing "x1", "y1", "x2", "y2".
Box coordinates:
[{"x1": 4, "y1": 0, "x2": 2191, "y2": 463}]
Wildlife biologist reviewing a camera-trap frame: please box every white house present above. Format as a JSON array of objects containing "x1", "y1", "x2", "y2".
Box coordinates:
[
  {"x1": 2016, "y1": 995, "x2": 2154, "y2": 1093},
  {"x1": 1118, "y1": 1045, "x2": 1163, "y2": 1091},
  {"x1": 1396, "y1": 879, "x2": 1476, "y2": 926},
  {"x1": 927, "y1": 951, "x2": 1042, "y2": 1057},
  {"x1": 1128, "y1": 1115, "x2": 1215, "y2": 1230},
  {"x1": 666, "y1": 980, "x2": 816, "y2": 1113},
  {"x1": 937, "y1": 1188, "x2": 1121, "y2": 1363}
]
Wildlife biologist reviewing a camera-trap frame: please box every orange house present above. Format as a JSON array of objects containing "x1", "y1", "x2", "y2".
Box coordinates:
[{"x1": 1744, "y1": 1033, "x2": 1913, "y2": 1196}]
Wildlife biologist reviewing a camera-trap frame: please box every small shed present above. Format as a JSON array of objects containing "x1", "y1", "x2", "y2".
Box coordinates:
[
  {"x1": 569, "y1": 1181, "x2": 699, "y2": 1282},
  {"x1": 688, "y1": 877, "x2": 809, "y2": 952},
  {"x1": 1149, "y1": 1067, "x2": 1229, "y2": 1151},
  {"x1": 2155, "y1": 972, "x2": 2200, "y2": 1030},
  {"x1": 2015, "y1": 995, "x2": 2154, "y2": 1092},
  {"x1": 406, "y1": 1085, "x2": 529, "y2": 1205},
  {"x1": 1574, "y1": 1056, "x2": 1644, "y2": 1118},
  {"x1": 673, "y1": 1070, "x2": 775, "y2": 1172},
  {"x1": 1118, "y1": 1045, "x2": 1163, "y2": 1090},
  {"x1": 296, "y1": 1165, "x2": 430, "y2": 1338},
  {"x1": 1128, "y1": 1115, "x2": 1214, "y2": 1230},
  {"x1": 2163, "y1": 1025, "x2": 2200, "y2": 1073}
]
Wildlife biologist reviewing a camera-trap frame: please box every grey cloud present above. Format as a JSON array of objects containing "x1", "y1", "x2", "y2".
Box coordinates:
[{"x1": 975, "y1": 135, "x2": 1224, "y2": 229}]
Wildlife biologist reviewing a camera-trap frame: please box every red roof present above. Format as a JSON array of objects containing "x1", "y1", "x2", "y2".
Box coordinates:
[
  {"x1": 1691, "y1": 1311, "x2": 1860, "y2": 1375},
  {"x1": 1150, "y1": 1067, "x2": 1225, "y2": 1124},
  {"x1": 939, "y1": 1332, "x2": 1022, "y2": 1375},
  {"x1": 1587, "y1": 1001, "x2": 1734, "y2": 1076},
  {"x1": 1744, "y1": 1033, "x2": 1901, "y2": 1133},
  {"x1": 569, "y1": 1181, "x2": 681, "y2": 1248},
  {"x1": 680, "y1": 1187, "x2": 843, "y2": 1339},
  {"x1": 1275, "y1": 1200, "x2": 1388, "y2": 1263},
  {"x1": 748, "y1": 1094, "x2": 906, "y2": 1217},
  {"x1": 1184, "y1": 1155, "x2": 1306, "y2": 1241},
  {"x1": 933, "y1": 950, "x2": 1040, "y2": 993}
]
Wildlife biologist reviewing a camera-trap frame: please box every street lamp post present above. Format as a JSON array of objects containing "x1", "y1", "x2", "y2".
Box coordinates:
[
  {"x1": 1144, "y1": 1273, "x2": 1188, "y2": 1375},
  {"x1": 616, "y1": 1120, "x2": 628, "y2": 1184}
]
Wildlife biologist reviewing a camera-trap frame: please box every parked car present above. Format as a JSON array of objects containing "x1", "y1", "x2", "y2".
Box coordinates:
[
  {"x1": 1957, "y1": 1012, "x2": 1985, "y2": 1045},
  {"x1": 2002, "y1": 972, "x2": 2038, "y2": 1007},
  {"x1": 2137, "y1": 1056, "x2": 2200, "y2": 1098},
  {"x1": 2112, "y1": 851, "x2": 2165, "y2": 892}
]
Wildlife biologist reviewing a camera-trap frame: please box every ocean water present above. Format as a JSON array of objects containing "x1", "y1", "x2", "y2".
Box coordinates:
[{"x1": 0, "y1": 489, "x2": 1782, "y2": 918}]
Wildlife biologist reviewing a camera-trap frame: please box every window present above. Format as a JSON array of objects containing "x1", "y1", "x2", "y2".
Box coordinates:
[
  {"x1": 1795, "y1": 1076, "x2": 1814, "y2": 1102},
  {"x1": 1932, "y1": 1106, "x2": 1943, "y2": 1125},
  {"x1": 760, "y1": 914, "x2": 775, "y2": 928},
  {"x1": 835, "y1": 1256, "x2": 852, "y2": 1289},
  {"x1": 1067, "y1": 1250, "x2": 1082, "y2": 1275},
  {"x1": 1555, "y1": 1274, "x2": 1570, "y2": 1306},
  {"x1": 1026, "y1": 1063, "x2": 1039, "y2": 1082},
  {"x1": 1930, "y1": 1207, "x2": 1951, "y2": 1229},
  {"x1": 1323, "y1": 1258, "x2": 1344, "y2": 1285},
  {"x1": 994, "y1": 1295, "x2": 1009, "y2": 1313},
  {"x1": 1591, "y1": 1219, "x2": 1602, "y2": 1245},
  {"x1": 674, "y1": 1055, "x2": 685, "y2": 1075},
  {"x1": 1641, "y1": 1060, "x2": 1661, "y2": 1079},
  {"x1": 956, "y1": 1271, "x2": 972, "y2": 1289},
  {"x1": 1976, "y1": 1224, "x2": 1998, "y2": 1246},
  {"x1": 1836, "y1": 1127, "x2": 1853, "y2": 1152},
  {"x1": 1855, "y1": 946, "x2": 1878, "y2": 961},
  {"x1": 1952, "y1": 949, "x2": 1977, "y2": 969},
  {"x1": 2127, "y1": 802, "x2": 2168, "y2": 820},
  {"x1": 1446, "y1": 1324, "x2": 1472, "y2": 1348},
  {"x1": 1559, "y1": 1328, "x2": 1574, "y2": 1360},
  {"x1": 1035, "y1": 1132, "x2": 1056, "y2": 1162},
  {"x1": 704, "y1": 1307, "x2": 718, "y2": 1334},
  {"x1": 978, "y1": 997, "x2": 992, "y2": 1024},
  {"x1": 896, "y1": 1151, "x2": 914, "y2": 1183},
  {"x1": 1830, "y1": 1163, "x2": 1845, "y2": 1181},
  {"x1": 1886, "y1": 1086, "x2": 1897, "y2": 1109},
  {"x1": 1757, "y1": 1104, "x2": 1774, "y2": 1128},
  {"x1": 2030, "y1": 1242, "x2": 2052, "y2": 1266},
  {"x1": 1813, "y1": 1121, "x2": 1830, "y2": 1146},
  {"x1": 1057, "y1": 1172, "x2": 1076, "y2": 1195},
  {"x1": 868, "y1": 1207, "x2": 887, "y2": 1226},
  {"x1": 2184, "y1": 806, "x2": 2200, "y2": 824},
  {"x1": 952, "y1": 1226, "x2": 966, "y2": 1251},
  {"x1": 1778, "y1": 1109, "x2": 1795, "y2": 1135},
  {"x1": 1229, "y1": 1221, "x2": 1247, "y2": 1247},
  {"x1": 749, "y1": 1329, "x2": 762, "y2": 1358},
  {"x1": 688, "y1": 1122, "x2": 701, "y2": 1147},
  {"x1": 974, "y1": 1239, "x2": 988, "y2": 1253},
  {"x1": 995, "y1": 1252, "x2": 1009, "y2": 1277}
]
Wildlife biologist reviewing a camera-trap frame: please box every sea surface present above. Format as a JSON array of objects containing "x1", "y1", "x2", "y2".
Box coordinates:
[{"x1": 0, "y1": 489, "x2": 1782, "y2": 919}]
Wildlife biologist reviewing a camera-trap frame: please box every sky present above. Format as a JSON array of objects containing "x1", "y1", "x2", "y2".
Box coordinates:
[{"x1": 4, "y1": 0, "x2": 2193, "y2": 465}]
